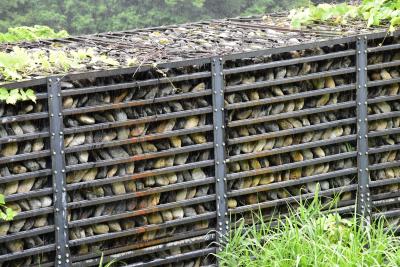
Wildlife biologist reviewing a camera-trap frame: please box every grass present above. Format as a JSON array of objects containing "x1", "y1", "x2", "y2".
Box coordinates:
[{"x1": 217, "y1": 191, "x2": 400, "y2": 267}]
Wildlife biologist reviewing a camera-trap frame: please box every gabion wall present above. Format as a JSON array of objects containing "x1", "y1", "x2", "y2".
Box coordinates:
[{"x1": 0, "y1": 30, "x2": 399, "y2": 267}]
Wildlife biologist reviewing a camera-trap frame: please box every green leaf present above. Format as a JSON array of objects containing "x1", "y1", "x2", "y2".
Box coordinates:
[
  {"x1": 0, "y1": 194, "x2": 5, "y2": 205},
  {"x1": 6, "y1": 89, "x2": 20, "y2": 105}
]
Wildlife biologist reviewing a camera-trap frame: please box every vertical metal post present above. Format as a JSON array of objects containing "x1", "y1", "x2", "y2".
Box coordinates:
[
  {"x1": 211, "y1": 57, "x2": 228, "y2": 248},
  {"x1": 48, "y1": 77, "x2": 71, "y2": 267},
  {"x1": 356, "y1": 36, "x2": 371, "y2": 222}
]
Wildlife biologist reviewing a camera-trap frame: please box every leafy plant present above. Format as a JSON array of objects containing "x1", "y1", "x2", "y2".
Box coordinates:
[
  {"x1": 290, "y1": 0, "x2": 400, "y2": 32},
  {"x1": 0, "y1": 194, "x2": 16, "y2": 221},
  {"x1": 0, "y1": 88, "x2": 36, "y2": 104},
  {"x1": 0, "y1": 25, "x2": 68, "y2": 43}
]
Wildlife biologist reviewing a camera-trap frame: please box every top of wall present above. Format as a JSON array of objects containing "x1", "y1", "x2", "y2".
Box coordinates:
[{"x1": 0, "y1": 13, "x2": 392, "y2": 87}]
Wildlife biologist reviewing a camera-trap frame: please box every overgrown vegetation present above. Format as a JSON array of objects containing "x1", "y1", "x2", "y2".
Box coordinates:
[
  {"x1": 217, "y1": 192, "x2": 400, "y2": 266},
  {"x1": 0, "y1": 194, "x2": 16, "y2": 222},
  {"x1": 0, "y1": 25, "x2": 68, "y2": 43},
  {"x1": 290, "y1": 0, "x2": 400, "y2": 31}
]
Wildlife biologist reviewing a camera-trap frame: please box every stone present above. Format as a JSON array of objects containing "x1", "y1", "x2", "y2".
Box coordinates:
[
  {"x1": 40, "y1": 196, "x2": 52, "y2": 207},
  {"x1": 93, "y1": 224, "x2": 110, "y2": 234},
  {"x1": 227, "y1": 198, "x2": 237, "y2": 208},
  {"x1": 78, "y1": 151, "x2": 89, "y2": 163},
  {"x1": 183, "y1": 207, "x2": 197, "y2": 217},
  {"x1": 191, "y1": 133, "x2": 207, "y2": 144},
  {"x1": 161, "y1": 210, "x2": 174, "y2": 221},
  {"x1": 82, "y1": 168, "x2": 97, "y2": 181},
  {"x1": 148, "y1": 212, "x2": 163, "y2": 224},
  {"x1": 260, "y1": 173, "x2": 275, "y2": 185},
  {"x1": 69, "y1": 133, "x2": 86, "y2": 147},
  {"x1": 172, "y1": 207, "x2": 184, "y2": 219},
  {"x1": 109, "y1": 147, "x2": 129, "y2": 158},
  {"x1": 130, "y1": 124, "x2": 146, "y2": 136},
  {"x1": 108, "y1": 222, "x2": 122, "y2": 232},
  {"x1": 4, "y1": 181, "x2": 18, "y2": 195},
  {"x1": 11, "y1": 123, "x2": 24, "y2": 136},
  {"x1": 0, "y1": 223, "x2": 10, "y2": 236},
  {"x1": 170, "y1": 136, "x2": 182, "y2": 148},
  {"x1": 192, "y1": 168, "x2": 206, "y2": 180},
  {"x1": 125, "y1": 180, "x2": 137, "y2": 193},
  {"x1": 9, "y1": 220, "x2": 25, "y2": 233},
  {"x1": 21, "y1": 122, "x2": 36, "y2": 134},
  {"x1": 28, "y1": 199, "x2": 42, "y2": 209},
  {"x1": 174, "y1": 153, "x2": 189, "y2": 165},
  {"x1": 141, "y1": 142, "x2": 157, "y2": 153},
  {"x1": 78, "y1": 115, "x2": 95, "y2": 125},
  {"x1": 176, "y1": 189, "x2": 187, "y2": 201},
  {"x1": 2, "y1": 142, "x2": 18, "y2": 157},
  {"x1": 63, "y1": 97, "x2": 74, "y2": 109},
  {"x1": 155, "y1": 120, "x2": 176, "y2": 133},
  {"x1": 192, "y1": 82, "x2": 205, "y2": 91},
  {"x1": 112, "y1": 182, "x2": 126, "y2": 195},
  {"x1": 6, "y1": 240, "x2": 24, "y2": 253}
]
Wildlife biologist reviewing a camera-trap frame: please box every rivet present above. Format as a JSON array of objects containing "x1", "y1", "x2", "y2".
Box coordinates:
[
  {"x1": 54, "y1": 171, "x2": 58, "y2": 174},
  {"x1": 214, "y1": 109, "x2": 218, "y2": 112},
  {"x1": 215, "y1": 127, "x2": 218, "y2": 130},
  {"x1": 213, "y1": 73, "x2": 216, "y2": 76},
  {"x1": 365, "y1": 168, "x2": 369, "y2": 171},
  {"x1": 216, "y1": 144, "x2": 219, "y2": 147},
  {"x1": 56, "y1": 227, "x2": 60, "y2": 230},
  {"x1": 214, "y1": 90, "x2": 217, "y2": 94},
  {"x1": 358, "y1": 102, "x2": 361, "y2": 106},
  {"x1": 364, "y1": 101, "x2": 367, "y2": 105},
  {"x1": 221, "y1": 108, "x2": 225, "y2": 111},
  {"x1": 220, "y1": 72, "x2": 223, "y2": 76},
  {"x1": 358, "y1": 68, "x2": 361, "y2": 71},
  {"x1": 53, "y1": 152, "x2": 56, "y2": 155},
  {"x1": 66, "y1": 259, "x2": 70, "y2": 263},
  {"x1": 58, "y1": 255, "x2": 62, "y2": 259},
  {"x1": 358, "y1": 51, "x2": 361, "y2": 54},
  {"x1": 364, "y1": 67, "x2": 367, "y2": 71},
  {"x1": 57, "y1": 246, "x2": 61, "y2": 249},
  {"x1": 59, "y1": 132, "x2": 63, "y2": 135},
  {"x1": 217, "y1": 179, "x2": 220, "y2": 182},
  {"x1": 216, "y1": 161, "x2": 220, "y2": 164},
  {"x1": 359, "y1": 152, "x2": 362, "y2": 156},
  {"x1": 66, "y1": 245, "x2": 69, "y2": 248},
  {"x1": 58, "y1": 261, "x2": 62, "y2": 265},
  {"x1": 61, "y1": 151, "x2": 64, "y2": 154},
  {"x1": 219, "y1": 58, "x2": 223, "y2": 61},
  {"x1": 52, "y1": 133, "x2": 55, "y2": 136},
  {"x1": 213, "y1": 59, "x2": 216, "y2": 62},
  {"x1": 222, "y1": 142, "x2": 226, "y2": 146},
  {"x1": 222, "y1": 125, "x2": 225, "y2": 129},
  {"x1": 56, "y1": 208, "x2": 60, "y2": 212},
  {"x1": 57, "y1": 93, "x2": 61, "y2": 97},
  {"x1": 51, "y1": 114, "x2": 54, "y2": 117},
  {"x1": 49, "y1": 78, "x2": 53, "y2": 82},
  {"x1": 59, "y1": 113, "x2": 62, "y2": 116},
  {"x1": 50, "y1": 94, "x2": 53, "y2": 98},
  {"x1": 219, "y1": 222, "x2": 222, "y2": 226},
  {"x1": 56, "y1": 78, "x2": 60, "y2": 82},
  {"x1": 62, "y1": 169, "x2": 65, "y2": 173}
]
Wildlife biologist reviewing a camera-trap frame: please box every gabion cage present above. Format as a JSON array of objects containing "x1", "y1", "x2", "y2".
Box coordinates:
[{"x1": 0, "y1": 15, "x2": 399, "y2": 267}]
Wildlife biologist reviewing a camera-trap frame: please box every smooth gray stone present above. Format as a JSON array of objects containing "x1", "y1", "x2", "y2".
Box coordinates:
[
  {"x1": 9, "y1": 220, "x2": 25, "y2": 233},
  {"x1": 20, "y1": 142, "x2": 32, "y2": 153},
  {"x1": 37, "y1": 158, "x2": 47, "y2": 169},
  {"x1": 0, "y1": 125, "x2": 7, "y2": 137},
  {"x1": 109, "y1": 147, "x2": 129, "y2": 158},
  {"x1": 183, "y1": 207, "x2": 197, "y2": 217},
  {"x1": 21, "y1": 121, "x2": 36, "y2": 134},
  {"x1": 23, "y1": 160, "x2": 40, "y2": 171},
  {"x1": 66, "y1": 154, "x2": 79, "y2": 165}
]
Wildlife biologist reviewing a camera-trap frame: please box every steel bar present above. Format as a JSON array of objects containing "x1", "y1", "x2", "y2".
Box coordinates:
[
  {"x1": 0, "y1": 226, "x2": 54, "y2": 243},
  {"x1": 368, "y1": 77, "x2": 400, "y2": 88},
  {"x1": 355, "y1": 36, "x2": 371, "y2": 220},
  {"x1": 228, "y1": 168, "x2": 357, "y2": 197},
  {"x1": 367, "y1": 94, "x2": 400, "y2": 105},
  {"x1": 0, "y1": 150, "x2": 50, "y2": 165},
  {"x1": 228, "y1": 101, "x2": 355, "y2": 128},
  {"x1": 367, "y1": 60, "x2": 400, "y2": 71},
  {"x1": 65, "y1": 125, "x2": 213, "y2": 154},
  {"x1": 228, "y1": 118, "x2": 356, "y2": 145},
  {"x1": 72, "y1": 229, "x2": 214, "y2": 265},
  {"x1": 0, "y1": 244, "x2": 55, "y2": 262},
  {"x1": 225, "y1": 67, "x2": 355, "y2": 93},
  {"x1": 229, "y1": 184, "x2": 357, "y2": 214},
  {"x1": 47, "y1": 77, "x2": 71, "y2": 267},
  {"x1": 0, "y1": 131, "x2": 50, "y2": 144},
  {"x1": 211, "y1": 57, "x2": 229, "y2": 247},
  {"x1": 223, "y1": 50, "x2": 355, "y2": 75},
  {"x1": 66, "y1": 143, "x2": 213, "y2": 172},
  {"x1": 69, "y1": 195, "x2": 215, "y2": 228},
  {"x1": 367, "y1": 43, "x2": 400, "y2": 53},
  {"x1": 61, "y1": 72, "x2": 211, "y2": 97},
  {"x1": 370, "y1": 177, "x2": 400, "y2": 188},
  {"x1": 228, "y1": 135, "x2": 356, "y2": 162},
  {"x1": 226, "y1": 84, "x2": 355, "y2": 110},
  {"x1": 0, "y1": 111, "x2": 48, "y2": 124},
  {"x1": 64, "y1": 107, "x2": 212, "y2": 135},
  {"x1": 5, "y1": 187, "x2": 53, "y2": 202},
  {"x1": 227, "y1": 152, "x2": 357, "y2": 180},
  {"x1": 63, "y1": 90, "x2": 211, "y2": 115},
  {"x1": 0, "y1": 169, "x2": 51, "y2": 184},
  {"x1": 69, "y1": 212, "x2": 216, "y2": 246}
]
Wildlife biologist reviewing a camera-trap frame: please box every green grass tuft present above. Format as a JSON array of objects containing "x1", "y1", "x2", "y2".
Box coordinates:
[{"x1": 217, "y1": 191, "x2": 400, "y2": 267}]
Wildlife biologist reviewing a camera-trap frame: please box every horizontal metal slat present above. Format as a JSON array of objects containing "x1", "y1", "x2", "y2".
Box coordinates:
[
  {"x1": 5, "y1": 187, "x2": 53, "y2": 202},
  {"x1": 127, "y1": 248, "x2": 216, "y2": 267},
  {"x1": 367, "y1": 60, "x2": 400, "y2": 71},
  {"x1": 65, "y1": 125, "x2": 213, "y2": 153},
  {"x1": 368, "y1": 143, "x2": 400, "y2": 155},
  {"x1": 0, "y1": 169, "x2": 52, "y2": 185},
  {"x1": 369, "y1": 160, "x2": 400, "y2": 171},
  {"x1": 61, "y1": 71, "x2": 211, "y2": 97},
  {"x1": 0, "y1": 131, "x2": 49, "y2": 144},
  {"x1": 369, "y1": 127, "x2": 400, "y2": 138},
  {"x1": 225, "y1": 67, "x2": 355, "y2": 93},
  {"x1": 226, "y1": 84, "x2": 355, "y2": 110},
  {"x1": 68, "y1": 179, "x2": 214, "y2": 209},
  {"x1": 228, "y1": 101, "x2": 355, "y2": 128},
  {"x1": 64, "y1": 107, "x2": 212, "y2": 135},
  {"x1": 368, "y1": 94, "x2": 400, "y2": 105},
  {"x1": 368, "y1": 110, "x2": 400, "y2": 121},
  {"x1": 69, "y1": 212, "x2": 216, "y2": 246},
  {"x1": 372, "y1": 191, "x2": 400, "y2": 202},
  {"x1": 228, "y1": 168, "x2": 357, "y2": 197},
  {"x1": 229, "y1": 184, "x2": 357, "y2": 214},
  {"x1": 67, "y1": 159, "x2": 213, "y2": 188},
  {"x1": 228, "y1": 134, "x2": 356, "y2": 162},
  {"x1": 0, "y1": 150, "x2": 50, "y2": 165},
  {"x1": 63, "y1": 90, "x2": 212, "y2": 115},
  {"x1": 0, "y1": 226, "x2": 54, "y2": 243},
  {"x1": 223, "y1": 50, "x2": 356, "y2": 75},
  {"x1": 368, "y1": 77, "x2": 400, "y2": 88},
  {"x1": 70, "y1": 195, "x2": 215, "y2": 228},
  {"x1": 228, "y1": 117, "x2": 356, "y2": 145},
  {"x1": 367, "y1": 43, "x2": 400, "y2": 53},
  {"x1": 0, "y1": 244, "x2": 55, "y2": 262},
  {"x1": 72, "y1": 229, "x2": 214, "y2": 265},
  {"x1": 13, "y1": 207, "x2": 53, "y2": 220},
  {"x1": 227, "y1": 151, "x2": 357, "y2": 180},
  {"x1": 0, "y1": 112, "x2": 48, "y2": 124},
  {"x1": 66, "y1": 143, "x2": 213, "y2": 172},
  {"x1": 370, "y1": 177, "x2": 400, "y2": 188}
]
